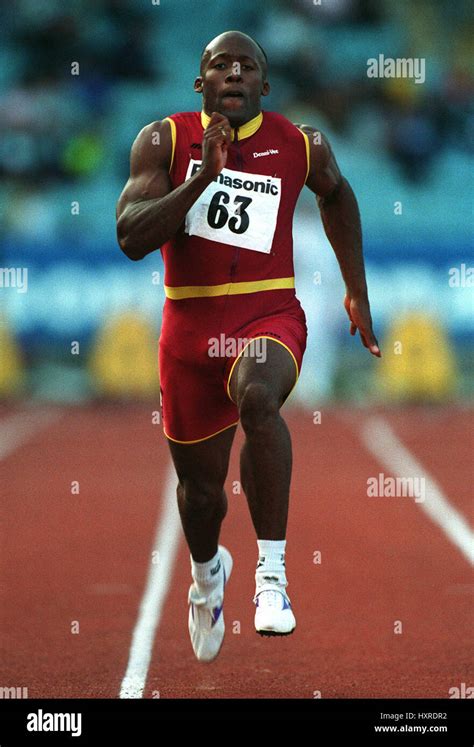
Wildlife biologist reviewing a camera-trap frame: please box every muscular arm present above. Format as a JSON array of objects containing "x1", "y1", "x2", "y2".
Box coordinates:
[
  {"x1": 116, "y1": 114, "x2": 232, "y2": 261},
  {"x1": 295, "y1": 124, "x2": 381, "y2": 357}
]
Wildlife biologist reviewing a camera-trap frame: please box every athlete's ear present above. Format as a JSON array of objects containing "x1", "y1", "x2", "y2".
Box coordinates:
[
  {"x1": 194, "y1": 77, "x2": 203, "y2": 93},
  {"x1": 261, "y1": 80, "x2": 270, "y2": 97}
]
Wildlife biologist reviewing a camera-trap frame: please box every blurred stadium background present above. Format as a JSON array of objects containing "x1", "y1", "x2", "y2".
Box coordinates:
[{"x1": 0, "y1": 0, "x2": 472, "y2": 407}]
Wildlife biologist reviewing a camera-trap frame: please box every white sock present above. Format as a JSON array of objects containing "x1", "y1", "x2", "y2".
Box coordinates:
[
  {"x1": 190, "y1": 550, "x2": 222, "y2": 590},
  {"x1": 256, "y1": 539, "x2": 287, "y2": 585}
]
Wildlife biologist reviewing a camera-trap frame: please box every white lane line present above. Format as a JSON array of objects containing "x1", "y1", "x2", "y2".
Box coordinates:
[
  {"x1": 0, "y1": 408, "x2": 63, "y2": 460},
  {"x1": 119, "y1": 460, "x2": 182, "y2": 699},
  {"x1": 361, "y1": 416, "x2": 474, "y2": 567}
]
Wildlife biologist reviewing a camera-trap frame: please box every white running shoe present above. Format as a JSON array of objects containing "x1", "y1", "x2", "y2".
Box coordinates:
[
  {"x1": 188, "y1": 545, "x2": 233, "y2": 662},
  {"x1": 254, "y1": 578, "x2": 296, "y2": 636}
]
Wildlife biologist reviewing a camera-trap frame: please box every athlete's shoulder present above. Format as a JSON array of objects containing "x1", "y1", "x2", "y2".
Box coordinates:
[
  {"x1": 128, "y1": 118, "x2": 173, "y2": 174},
  {"x1": 292, "y1": 121, "x2": 330, "y2": 155},
  {"x1": 291, "y1": 121, "x2": 333, "y2": 156},
  {"x1": 133, "y1": 118, "x2": 172, "y2": 146},
  {"x1": 292, "y1": 121, "x2": 319, "y2": 135},
  {"x1": 135, "y1": 112, "x2": 199, "y2": 146}
]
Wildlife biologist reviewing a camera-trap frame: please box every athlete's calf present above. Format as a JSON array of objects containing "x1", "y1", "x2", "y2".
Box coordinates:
[{"x1": 168, "y1": 426, "x2": 236, "y2": 562}]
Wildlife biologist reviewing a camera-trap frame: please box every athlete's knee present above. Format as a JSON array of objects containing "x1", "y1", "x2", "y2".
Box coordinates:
[
  {"x1": 239, "y1": 381, "x2": 279, "y2": 435},
  {"x1": 177, "y1": 478, "x2": 226, "y2": 516}
]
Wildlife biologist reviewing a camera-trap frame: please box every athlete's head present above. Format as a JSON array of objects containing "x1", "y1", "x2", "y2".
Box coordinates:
[{"x1": 194, "y1": 31, "x2": 270, "y2": 128}]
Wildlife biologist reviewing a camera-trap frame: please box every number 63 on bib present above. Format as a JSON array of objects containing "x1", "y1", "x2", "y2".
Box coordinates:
[{"x1": 184, "y1": 160, "x2": 282, "y2": 254}]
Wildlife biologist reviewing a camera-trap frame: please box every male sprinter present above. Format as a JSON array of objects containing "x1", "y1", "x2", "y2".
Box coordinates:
[{"x1": 116, "y1": 31, "x2": 380, "y2": 662}]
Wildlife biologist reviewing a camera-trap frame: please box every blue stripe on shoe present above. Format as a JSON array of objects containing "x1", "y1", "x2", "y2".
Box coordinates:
[
  {"x1": 209, "y1": 558, "x2": 226, "y2": 627},
  {"x1": 211, "y1": 605, "x2": 223, "y2": 627}
]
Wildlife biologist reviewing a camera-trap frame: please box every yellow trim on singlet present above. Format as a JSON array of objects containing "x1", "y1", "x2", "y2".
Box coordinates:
[
  {"x1": 226, "y1": 336, "x2": 300, "y2": 405},
  {"x1": 299, "y1": 129, "x2": 311, "y2": 183},
  {"x1": 201, "y1": 110, "x2": 263, "y2": 140},
  {"x1": 163, "y1": 117, "x2": 176, "y2": 173},
  {"x1": 164, "y1": 419, "x2": 239, "y2": 444},
  {"x1": 164, "y1": 276, "x2": 295, "y2": 300}
]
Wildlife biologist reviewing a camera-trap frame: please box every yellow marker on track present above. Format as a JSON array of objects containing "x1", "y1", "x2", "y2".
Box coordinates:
[{"x1": 378, "y1": 312, "x2": 457, "y2": 402}]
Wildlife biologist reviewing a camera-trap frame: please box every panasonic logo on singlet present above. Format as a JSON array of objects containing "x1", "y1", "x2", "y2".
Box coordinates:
[{"x1": 190, "y1": 161, "x2": 279, "y2": 195}]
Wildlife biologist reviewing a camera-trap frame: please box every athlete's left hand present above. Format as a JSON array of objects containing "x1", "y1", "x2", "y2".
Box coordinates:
[{"x1": 344, "y1": 293, "x2": 381, "y2": 357}]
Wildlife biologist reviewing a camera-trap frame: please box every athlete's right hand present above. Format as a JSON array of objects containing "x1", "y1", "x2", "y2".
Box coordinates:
[{"x1": 201, "y1": 112, "x2": 231, "y2": 178}]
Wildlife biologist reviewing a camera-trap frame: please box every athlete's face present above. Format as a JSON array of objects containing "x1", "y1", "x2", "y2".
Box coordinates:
[{"x1": 195, "y1": 39, "x2": 270, "y2": 128}]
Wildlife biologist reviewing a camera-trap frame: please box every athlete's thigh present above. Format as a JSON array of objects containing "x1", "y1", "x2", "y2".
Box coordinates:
[
  {"x1": 167, "y1": 424, "x2": 237, "y2": 489},
  {"x1": 229, "y1": 338, "x2": 296, "y2": 408}
]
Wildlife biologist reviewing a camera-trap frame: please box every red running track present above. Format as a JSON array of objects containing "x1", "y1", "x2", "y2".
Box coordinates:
[{"x1": 1, "y1": 404, "x2": 472, "y2": 698}]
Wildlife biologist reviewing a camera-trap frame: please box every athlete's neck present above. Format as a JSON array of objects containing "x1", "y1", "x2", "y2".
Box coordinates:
[{"x1": 201, "y1": 110, "x2": 263, "y2": 141}]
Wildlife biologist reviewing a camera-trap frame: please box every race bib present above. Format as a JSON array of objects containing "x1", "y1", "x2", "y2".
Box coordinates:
[{"x1": 184, "y1": 160, "x2": 281, "y2": 254}]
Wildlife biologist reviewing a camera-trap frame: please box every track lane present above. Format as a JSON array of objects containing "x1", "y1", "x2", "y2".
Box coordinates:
[
  {"x1": 2, "y1": 405, "x2": 472, "y2": 698},
  {"x1": 1, "y1": 404, "x2": 172, "y2": 697}
]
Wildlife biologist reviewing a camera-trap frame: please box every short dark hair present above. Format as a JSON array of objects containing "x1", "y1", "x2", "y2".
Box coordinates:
[{"x1": 200, "y1": 38, "x2": 268, "y2": 77}]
